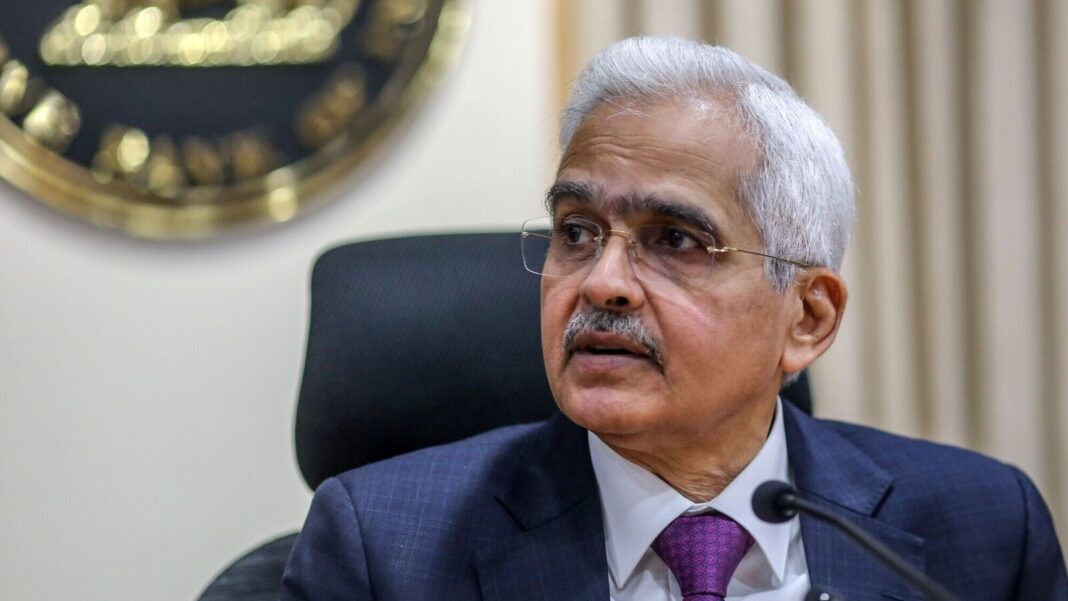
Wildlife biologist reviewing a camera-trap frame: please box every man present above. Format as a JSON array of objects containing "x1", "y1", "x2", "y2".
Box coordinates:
[{"x1": 281, "y1": 37, "x2": 1067, "y2": 600}]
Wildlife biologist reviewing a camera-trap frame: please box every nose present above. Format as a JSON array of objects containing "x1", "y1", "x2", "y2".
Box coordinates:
[{"x1": 578, "y1": 233, "x2": 646, "y2": 311}]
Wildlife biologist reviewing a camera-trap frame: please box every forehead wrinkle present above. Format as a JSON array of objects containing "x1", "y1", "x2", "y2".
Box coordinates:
[{"x1": 563, "y1": 132, "x2": 749, "y2": 204}]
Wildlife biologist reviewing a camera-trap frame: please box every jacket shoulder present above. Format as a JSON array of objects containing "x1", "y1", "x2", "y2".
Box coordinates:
[
  {"x1": 331, "y1": 418, "x2": 550, "y2": 501},
  {"x1": 821, "y1": 418, "x2": 1013, "y2": 477},
  {"x1": 817, "y1": 418, "x2": 1028, "y2": 513}
]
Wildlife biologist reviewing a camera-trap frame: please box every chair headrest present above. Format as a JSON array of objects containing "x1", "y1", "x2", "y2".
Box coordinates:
[{"x1": 295, "y1": 232, "x2": 813, "y2": 490}]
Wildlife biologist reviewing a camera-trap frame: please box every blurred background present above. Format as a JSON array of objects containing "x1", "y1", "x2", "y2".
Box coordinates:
[{"x1": 0, "y1": 0, "x2": 1065, "y2": 599}]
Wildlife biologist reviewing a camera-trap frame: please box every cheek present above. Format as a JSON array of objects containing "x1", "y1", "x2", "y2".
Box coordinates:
[
  {"x1": 539, "y1": 281, "x2": 579, "y2": 364},
  {"x1": 656, "y1": 299, "x2": 727, "y2": 384},
  {"x1": 650, "y1": 291, "x2": 720, "y2": 350},
  {"x1": 651, "y1": 285, "x2": 785, "y2": 376}
]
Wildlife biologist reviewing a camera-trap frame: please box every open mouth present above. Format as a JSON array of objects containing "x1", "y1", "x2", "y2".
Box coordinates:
[
  {"x1": 581, "y1": 345, "x2": 644, "y2": 356},
  {"x1": 561, "y1": 310, "x2": 665, "y2": 369},
  {"x1": 568, "y1": 331, "x2": 654, "y2": 363}
]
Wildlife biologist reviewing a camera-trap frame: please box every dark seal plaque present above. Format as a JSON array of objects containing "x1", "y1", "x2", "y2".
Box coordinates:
[{"x1": 0, "y1": 0, "x2": 468, "y2": 238}]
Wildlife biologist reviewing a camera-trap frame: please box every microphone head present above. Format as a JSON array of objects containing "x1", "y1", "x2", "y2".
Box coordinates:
[{"x1": 752, "y1": 480, "x2": 798, "y2": 524}]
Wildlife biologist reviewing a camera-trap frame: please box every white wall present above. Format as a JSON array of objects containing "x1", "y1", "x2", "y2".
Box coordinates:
[{"x1": 0, "y1": 1, "x2": 556, "y2": 599}]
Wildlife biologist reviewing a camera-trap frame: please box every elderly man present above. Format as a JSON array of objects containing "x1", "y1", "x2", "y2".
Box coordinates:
[{"x1": 281, "y1": 38, "x2": 1067, "y2": 600}]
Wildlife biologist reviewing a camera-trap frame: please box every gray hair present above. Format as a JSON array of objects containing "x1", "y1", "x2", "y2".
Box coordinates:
[{"x1": 560, "y1": 37, "x2": 855, "y2": 293}]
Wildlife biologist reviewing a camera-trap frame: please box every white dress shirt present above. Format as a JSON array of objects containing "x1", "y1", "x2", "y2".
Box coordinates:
[{"x1": 588, "y1": 398, "x2": 810, "y2": 600}]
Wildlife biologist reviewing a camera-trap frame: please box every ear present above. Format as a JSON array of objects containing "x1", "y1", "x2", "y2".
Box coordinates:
[{"x1": 780, "y1": 268, "x2": 848, "y2": 374}]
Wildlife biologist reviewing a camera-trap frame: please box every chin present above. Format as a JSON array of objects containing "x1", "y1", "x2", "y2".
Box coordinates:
[{"x1": 554, "y1": 385, "x2": 663, "y2": 438}]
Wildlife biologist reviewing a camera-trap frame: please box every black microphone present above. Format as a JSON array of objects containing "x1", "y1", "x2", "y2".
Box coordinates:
[{"x1": 752, "y1": 481, "x2": 959, "y2": 601}]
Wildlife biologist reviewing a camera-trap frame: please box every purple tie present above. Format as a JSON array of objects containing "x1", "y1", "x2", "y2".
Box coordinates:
[{"x1": 651, "y1": 513, "x2": 754, "y2": 601}]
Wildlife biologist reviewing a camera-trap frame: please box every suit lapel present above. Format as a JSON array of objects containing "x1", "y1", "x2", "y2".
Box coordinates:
[
  {"x1": 475, "y1": 413, "x2": 608, "y2": 601},
  {"x1": 782, "y1": 403, "x2": 926, "y2": 600}
]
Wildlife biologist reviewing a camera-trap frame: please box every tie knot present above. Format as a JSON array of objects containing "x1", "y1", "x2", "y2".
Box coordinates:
[{"x1": 651, "y1": 513, "x2": 754, "y2": 600}]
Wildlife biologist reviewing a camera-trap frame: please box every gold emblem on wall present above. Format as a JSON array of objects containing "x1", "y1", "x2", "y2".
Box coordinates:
[{"x1": 0, "y1": 0, "x2": 468, "y2": 238}]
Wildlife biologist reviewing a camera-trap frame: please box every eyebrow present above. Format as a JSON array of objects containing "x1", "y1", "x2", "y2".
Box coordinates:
[
  {"x1": 545, "y1": 179, "x2": 722, "y2": 241},
  {"x1": 545, "y1": 181, "x2": 596, "y2": 213}
]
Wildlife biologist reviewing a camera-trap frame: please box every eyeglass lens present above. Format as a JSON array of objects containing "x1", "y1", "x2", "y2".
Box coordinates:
[{"x1": 521, "y1": 216, "x2": 717, "y2": 286}]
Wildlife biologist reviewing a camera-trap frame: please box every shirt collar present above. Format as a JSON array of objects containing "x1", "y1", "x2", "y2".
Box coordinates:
[{"x1": 588, "y1": 397, "x2": 792, "y2": 589}]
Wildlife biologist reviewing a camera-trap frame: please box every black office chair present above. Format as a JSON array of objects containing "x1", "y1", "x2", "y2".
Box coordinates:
[{"x1": 197, "y1": 232, "x2": 813, "y2": 600}]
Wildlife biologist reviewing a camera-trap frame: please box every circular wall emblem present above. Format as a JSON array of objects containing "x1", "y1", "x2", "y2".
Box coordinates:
[{"x1": 0, "y1": 0, "x2": 468, "y2": 238}]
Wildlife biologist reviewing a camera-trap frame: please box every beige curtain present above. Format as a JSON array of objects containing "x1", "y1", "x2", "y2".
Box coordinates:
[{"x1": 554, "y1": 0, "x2": 1068, "y2": 542}]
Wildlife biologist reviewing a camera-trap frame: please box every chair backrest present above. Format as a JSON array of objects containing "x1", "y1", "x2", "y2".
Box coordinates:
[
  {"x1": 295, "y1": 233, "x2": 554, "y2": 489},
  {"x1": 294, "y1": 232, "x2": 813, "y2": 490}
]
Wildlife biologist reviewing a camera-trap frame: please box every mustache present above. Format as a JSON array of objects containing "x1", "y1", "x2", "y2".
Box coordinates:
[{"x1": 562, "y1": 309, "x2": 663, "y2": 368}]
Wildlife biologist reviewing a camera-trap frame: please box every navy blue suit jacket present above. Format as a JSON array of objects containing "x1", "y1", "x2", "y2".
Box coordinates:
[{"x1": 281, "y1": 403, "x2": 1068, "y2": 600}]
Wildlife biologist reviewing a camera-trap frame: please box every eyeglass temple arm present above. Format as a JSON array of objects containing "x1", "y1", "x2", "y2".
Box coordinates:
[{"x1": 711, "y1": 246, "x2": 812, "y2": 269}]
